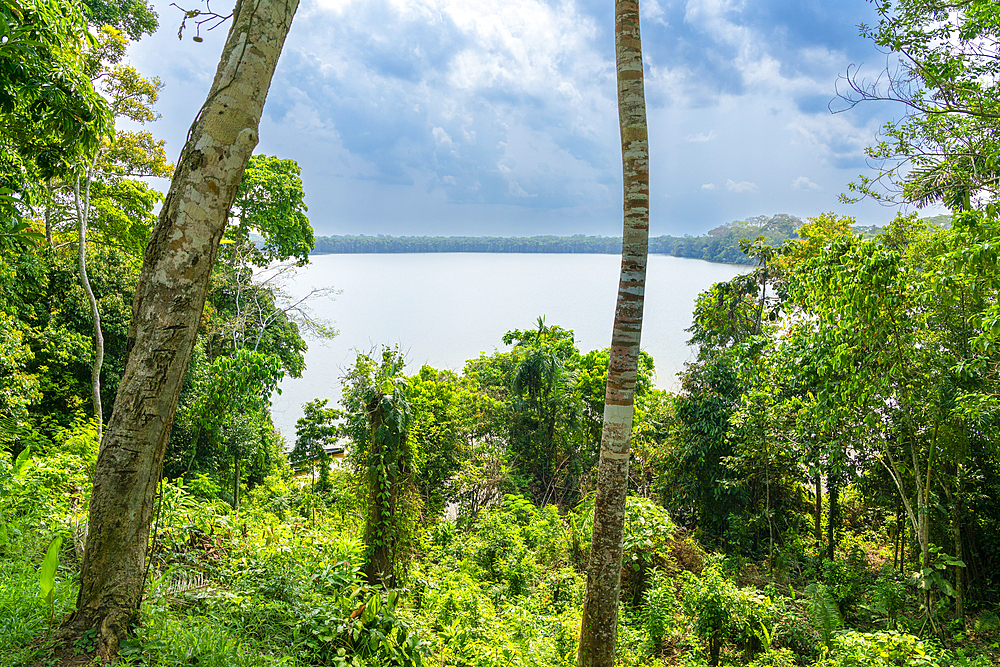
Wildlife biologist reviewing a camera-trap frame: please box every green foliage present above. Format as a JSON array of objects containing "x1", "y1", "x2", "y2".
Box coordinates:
[
  {"x1": 228, "y1": 154, "x2": 314, "y2": 267},
  {"x1": 82, "y1": 0, "x2": 158, "y2": 40},
  {"x1": 844, "y1": 0, "x2": 1000, "y2": 210},
  {"x1": 681, "y1": 563, "x2": 777, "y2": 667},
  {"x1": 643, "y1": 568, "x2": 676, "y2": 648},
  {"x1": 291, "y1": 397, "x2": 340, "y2": 483},
  {"x1": 666, "y1": 348, "x2": 744, "y2": 543},
  {"x1": 0, "y1": 0, "x2": 111, "y2": 194},
  {"x1": 806, "y1": 582, "x2": 843, "y2": 649},
  {"x1": 818, "y1": 631, "x2": 991, "y2": 667},
  {"x1": 406, "y1": 366, "x2": 473, "y2": 518},
  {"x1": 343, "y1": 346, "x2": 418, "y2": 586},
  {"x1": 0, "y1": 557, "x2": 79, "y2": 666},
  {"x1": 204, "y1": 153, "x2": 322, "y2": 380},
  {"x1": 469, "y1": 495, "x2": 543, "y2": 599},
  {"x1": 503, "y1": 318, "x2": 585, "y2": 505},
  {"x1": 37, "y1": 535, "x2": 61, "y2": 631},
  {"x1": 863, "y1": 571, "x2": 909, "y2": 630}
]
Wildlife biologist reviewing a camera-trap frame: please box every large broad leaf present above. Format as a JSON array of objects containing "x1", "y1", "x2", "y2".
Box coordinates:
[
  {"x1": 39, "y1": 536, "x2": 63, "y2": 604},
  {"x1": 13, "y1": 444, "x2": 31, "y2": 477}
]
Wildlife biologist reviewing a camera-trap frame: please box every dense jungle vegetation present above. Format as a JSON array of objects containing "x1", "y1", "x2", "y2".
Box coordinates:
[{"x1": 4, "y1": 0, "x2": 1000, "y2": 666}]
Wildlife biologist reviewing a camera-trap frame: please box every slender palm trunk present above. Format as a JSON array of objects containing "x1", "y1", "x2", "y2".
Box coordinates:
[
  {"x1": 65, "y1": 0, "x2": 298, "y2": 661},
  {"x1": 577, "y1": 1, "x2": 649, "y2": 665}
]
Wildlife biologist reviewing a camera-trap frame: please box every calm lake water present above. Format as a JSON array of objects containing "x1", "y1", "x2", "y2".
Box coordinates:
[{"x1": 270, "y1": 253, "x2": 748, "y2": 443}]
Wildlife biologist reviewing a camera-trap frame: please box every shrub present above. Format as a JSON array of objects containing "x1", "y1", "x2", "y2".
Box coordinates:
[
  {"x1": 746, "y1": 648, "x2": 797, "y2": 667},
  {"x1": 470, "y1": 496, "x2": 541, "y2": 598},
  {"x1": 621, "y1": 496, "x2": 680, "y2": 607},
  {"x1": 817, "y1": 630, "x2": 991, "y2": 667},
  {"x1": 644, "y1": 568, "x2": 677, "y2": 648},
  {"x1": 681, "y1": 563, "x2": 776, "y2": 667}
]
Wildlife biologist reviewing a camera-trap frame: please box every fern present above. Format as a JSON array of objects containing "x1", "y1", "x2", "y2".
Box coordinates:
[{"x1": 806, "y1": 583, "x2": 842, "y2": 649}]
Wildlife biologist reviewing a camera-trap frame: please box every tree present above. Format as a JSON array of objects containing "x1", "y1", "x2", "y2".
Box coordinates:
[
  {"x1": 577, "y1": 0, "x2": 650, "y2": 664},
  {"x1": 81, "y1": 0, "x2": 157, "y2": 40},
  {"x1": 342, "y1": 347, "x2": 416, "y2": 587},
  {"x1": 406, "y1": 366, "x2": 472, "y2": 519},
  {"x1": 0, "y1": 0, "x2": 110, "y2": 214},
  {"x1": 840, "y1": 0, "x2": 1000, "y2": 209},
  {"x1": 505, "y1": 317, "x2": 584, "y2": 506},
  {"x1": 72, "y1": 26, "x2": 170, "y2": 438},
  {"x1": 205, "y1": 154, "x2": 333, "y2": 376},
  {"x1": 64, "y1": 0, "x2": 300, "y2": 659},
  {"x1": 227, "y1": 153, "x2": 313, "y2": 267},
  {"x1": 291, "y1": 397, "x2": 341, "y2": 488}
]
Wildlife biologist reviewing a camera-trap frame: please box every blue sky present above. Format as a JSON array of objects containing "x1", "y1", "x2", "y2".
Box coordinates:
[{"x1": 130, "y1": 0, "x2": 930, "y2": 238}]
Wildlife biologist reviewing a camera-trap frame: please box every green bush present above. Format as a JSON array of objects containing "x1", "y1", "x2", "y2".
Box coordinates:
[
  {"x1": 746, "y1": 648, "x2": 797, "y2": 667},
  {"x1": 621, "y1": 496, "x2": 679, "y2": 607},
  {"x1": 470, "y1": 496, "x2": 541, "y2": 598},
  {"x1": 818, "y1": 630, "x2": 991, "y2": 667},
  {"x1": 643, "y1": 568, "x2": 676, "y2": 648},
  {"x1": 863, "y1": 571, "x2": 908, "y2": 629},
  {"x1": 681, "y1": 563, "x2": 776, "y2": 667}
]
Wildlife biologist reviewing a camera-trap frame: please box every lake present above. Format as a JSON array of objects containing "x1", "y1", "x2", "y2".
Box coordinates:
[{"x1": 270, "y1": 253, "x2": 749, "y2": 443}]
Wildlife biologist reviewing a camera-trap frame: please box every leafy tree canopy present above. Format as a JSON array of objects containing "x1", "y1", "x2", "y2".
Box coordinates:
[{"x1": 229, "y1": 154, "x2": 314, "y2": 267}]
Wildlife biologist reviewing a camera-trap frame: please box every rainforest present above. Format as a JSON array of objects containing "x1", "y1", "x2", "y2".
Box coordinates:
[{"x1": 3, "y1": 0, "x2": 1000, "y2": 666}]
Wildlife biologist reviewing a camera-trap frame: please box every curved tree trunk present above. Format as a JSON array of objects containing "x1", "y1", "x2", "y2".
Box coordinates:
[
  {"x1": 75, "y1": 172, "x2": 105, "y2": 438},
  {"x1": 577, "y1": 0, "x2": 649, "y2": 665},
  {"x1": 64, "y1": 0, "x2": 299, "y2": 660}
]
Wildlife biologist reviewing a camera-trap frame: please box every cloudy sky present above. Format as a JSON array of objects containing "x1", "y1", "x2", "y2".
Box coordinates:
[{"x1": 128, "y1": 0, "x2": 922, "y2": 238}]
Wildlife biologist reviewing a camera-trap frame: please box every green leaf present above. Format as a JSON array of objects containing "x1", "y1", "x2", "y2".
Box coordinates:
[
  {"x1": 39, "y1": 536, "x2": 63, "y2": 603},
  {"x1": 13, "y1": 445, "x2": 31, "y2": 477}
]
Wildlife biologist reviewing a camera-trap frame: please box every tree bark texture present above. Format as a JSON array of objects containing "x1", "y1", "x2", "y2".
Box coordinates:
[
  {"x1": 67, "y1": 0, "x2": 298, "y2": 659},
  {"x1": 577, "y1": 1, "x2": 649, "y2": 665}
]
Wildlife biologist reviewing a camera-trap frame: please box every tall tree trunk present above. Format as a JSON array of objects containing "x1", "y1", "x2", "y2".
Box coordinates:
[
  {"x1": 44, "y1": 178, "x2": 53, "y2": 245},
  {"x1": 364, "y1": 394, "x2": 404, "y2": 587},
  {"x1": 951, "y1": 500, "x2": 964, "y2": 624},
  {"x1": 75, "y1": 173, "x2": 104, "y2": 438},
  {"x1": 827, "y1": 465, "x2": 840, "y2": 561},
  {"x1": 815, "y1": 472, "x2": 822, "y2": 547},
  {"x1": 234, "y1": 455, "x2": 241, "y2": 510},
  {"x1": 577, "y1": 1, "x2": 649, "y2": 665},
  {"x1": 64, "y1": 0, "x2": 298, "y2": 660}
]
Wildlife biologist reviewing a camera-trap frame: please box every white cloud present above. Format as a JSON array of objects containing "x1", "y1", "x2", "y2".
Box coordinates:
[
  {"x1": 127, "y1": 0, "x2": 904, "y2": 236},
  {"x1": 642, "y1": 0, "x2": 669, "y2": 26},
  {"x1": 792, "y1": 176, "x2": 822, "y2": 191},
  {"x1": 725, "y1": 179, "x2": 757, "y2": 193},
  {"x1": 432, "y1": 126, "x2": 454, "y2": 146},
  {"x1": 686, "y1": 130, "x2": 717, "y2": 143}
]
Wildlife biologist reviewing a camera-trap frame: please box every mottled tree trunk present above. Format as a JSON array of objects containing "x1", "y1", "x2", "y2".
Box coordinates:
[
  {"x1": 64, "y1": 0, "x2": 298, "y2": 660},
  {"x1": 577, "y1": 0, "x2": 649, "y2": 665}
]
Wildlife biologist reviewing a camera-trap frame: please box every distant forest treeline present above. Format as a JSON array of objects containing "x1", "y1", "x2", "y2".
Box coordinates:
[
  {"x1": 313, "y1": 214, "x2": 805, "y2": 265},
  {"x1": 312, "y1": 213, "x2": 948, "y2": 264}
]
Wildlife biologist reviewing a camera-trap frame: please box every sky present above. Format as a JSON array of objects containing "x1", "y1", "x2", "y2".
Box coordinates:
[{"x1": 127, "y1": 0, "x2": 930, "y2": 238}]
